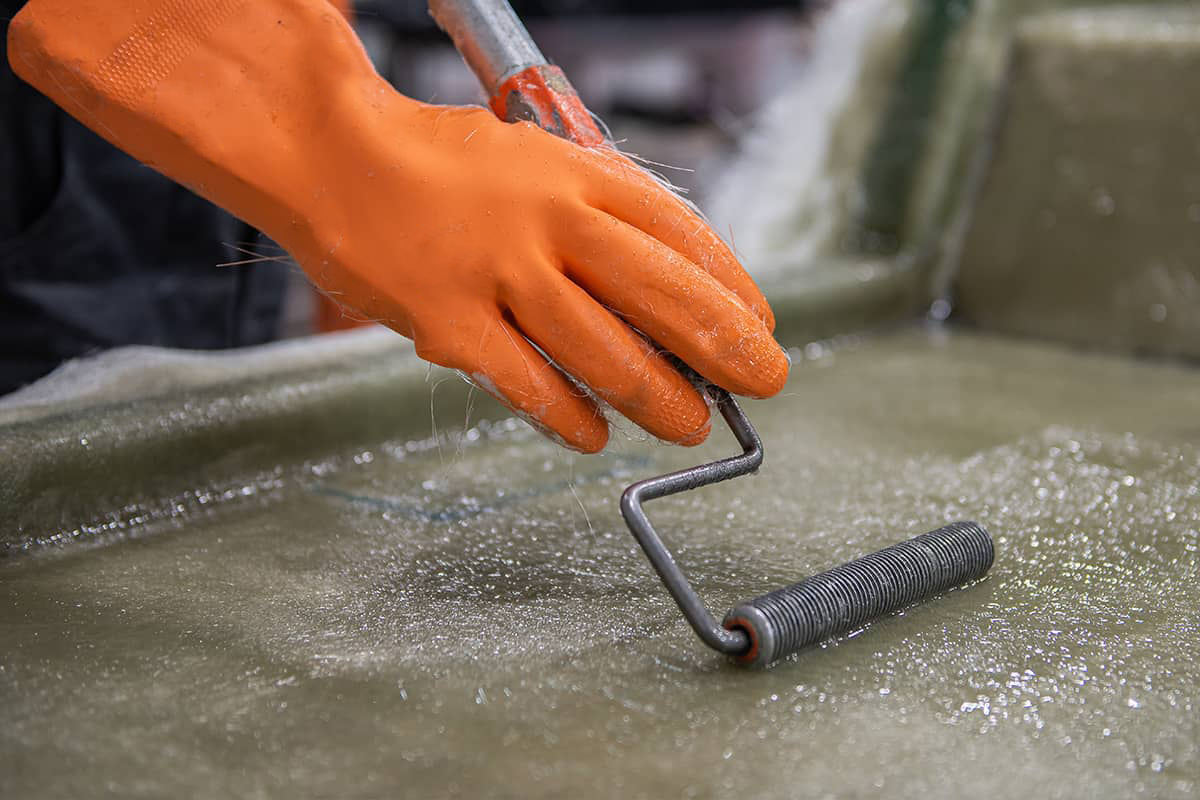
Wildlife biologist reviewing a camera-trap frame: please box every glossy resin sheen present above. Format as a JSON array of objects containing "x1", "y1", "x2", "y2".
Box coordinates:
[{"x1": 2, "y1": 329, "x2": 1197, "y2": 798}]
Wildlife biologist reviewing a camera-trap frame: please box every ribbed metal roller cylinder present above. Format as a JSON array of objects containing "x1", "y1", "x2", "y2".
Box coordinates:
[{"x1": 723, "y1": 521, "x2": 994, "y2": 667}]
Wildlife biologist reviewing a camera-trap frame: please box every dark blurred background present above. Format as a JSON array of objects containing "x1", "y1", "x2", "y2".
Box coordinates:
[{"x1": 351, "y1": 0, "x2": 822, "y2": 194}]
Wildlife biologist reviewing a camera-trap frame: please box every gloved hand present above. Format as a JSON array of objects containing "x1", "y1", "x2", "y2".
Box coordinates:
[{"x1": 8, "y1": 0, "x2": 788, "y2": 453}]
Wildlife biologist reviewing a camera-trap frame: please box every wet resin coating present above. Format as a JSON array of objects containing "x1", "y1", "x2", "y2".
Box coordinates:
[{"x1": 2, "y1": 329, "x2": 1197, "y2": 798}]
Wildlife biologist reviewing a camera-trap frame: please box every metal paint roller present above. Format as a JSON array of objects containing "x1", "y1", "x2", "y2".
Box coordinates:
[{"x1": 430, "y1": 0, "x2": 995, "y2": 667}]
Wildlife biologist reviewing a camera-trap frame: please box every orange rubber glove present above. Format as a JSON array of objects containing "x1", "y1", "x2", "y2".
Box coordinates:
[{"x1": 7, "y1": 0, "x2": 788, "y2": 453}]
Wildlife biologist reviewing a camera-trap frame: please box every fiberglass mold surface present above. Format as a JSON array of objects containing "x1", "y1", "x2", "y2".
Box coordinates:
[{"x1": 1, "y1": 328, "x2": 1197, "y2": 798}]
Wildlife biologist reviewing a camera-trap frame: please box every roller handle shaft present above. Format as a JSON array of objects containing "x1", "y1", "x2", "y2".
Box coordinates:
[{"x1": 429, "y1": 0, "x2": 605, "y2": 144}]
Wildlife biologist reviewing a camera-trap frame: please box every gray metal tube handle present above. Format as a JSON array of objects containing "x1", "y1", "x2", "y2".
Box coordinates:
[{"x1": 428, "y1": 0, "x2": 547, "y2": 93}]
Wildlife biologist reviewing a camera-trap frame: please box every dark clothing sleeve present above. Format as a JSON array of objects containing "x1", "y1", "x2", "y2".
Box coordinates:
[{"x1": 1, "y1": 2, "x2": 287, "y2": 394}]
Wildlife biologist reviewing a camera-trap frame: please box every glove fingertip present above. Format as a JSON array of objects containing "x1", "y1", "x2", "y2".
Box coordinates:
[
  {"x1": 529, "y1": 399, "x2": 609, "y2": 454},
  {"x1": 761, "y1": 302, "x2": 777, "y2": 335},
  {"x1": 745, "y1": 342, "x2": 790, "y2": 399},
  {"x1": 567, "y1": 417, "x2": 610, "y2": 454},
  {"x1": 715, "y1": 337, "x2": 790, "y2": 400},
  {"x1": 675, "y1": 417, "x2": 712, "y2": 447}
]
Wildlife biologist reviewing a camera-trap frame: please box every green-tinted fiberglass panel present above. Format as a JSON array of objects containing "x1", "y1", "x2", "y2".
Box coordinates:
[
  {"x1": 954, "y1": 8, "x2": 1200, "y2": 357},
  {"x1": 2, "y1": 329, "x2": 1197, "y2": 798}
]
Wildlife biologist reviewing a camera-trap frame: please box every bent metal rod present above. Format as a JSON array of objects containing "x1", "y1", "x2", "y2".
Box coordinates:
[{"x1": 431, "y1": 0, "x2": 995, "y2": 667}]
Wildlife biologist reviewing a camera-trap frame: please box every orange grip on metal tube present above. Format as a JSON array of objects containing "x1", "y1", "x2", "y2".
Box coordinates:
[{"x1": 489, "y1": 64, "x2": 604, "y2": 146}]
